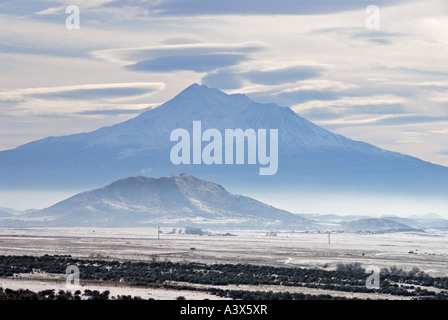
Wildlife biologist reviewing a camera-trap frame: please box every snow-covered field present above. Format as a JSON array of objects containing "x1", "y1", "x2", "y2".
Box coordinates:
[
  {"x1": 1, "y1": 228, "x2": 447, "y2": 273},
  {"x1": 0, "y1": 277, "x2": 224, "y2": 300},
  {"x1": 0, "y1": 227, "x2": 447, "y2": 299}
]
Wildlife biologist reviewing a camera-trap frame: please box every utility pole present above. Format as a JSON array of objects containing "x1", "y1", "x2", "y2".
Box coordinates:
[
  {"x1": 157, "y1": 227, "x2": 160, "y2": 240},
  {"x1": 328, "y1": 232, "x2": 330, "y2": 245}
]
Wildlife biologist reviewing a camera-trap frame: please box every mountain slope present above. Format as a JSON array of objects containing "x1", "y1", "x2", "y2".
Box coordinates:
[
  {"x1": 344, "y1": 218, "x2": 418, "y2": 233},
  {"x1": 10, "y1": 174, "x2": 312, "y2": 229},
  {"x1": 0, "y1": 83, "x2": 447, "y2": 200}
]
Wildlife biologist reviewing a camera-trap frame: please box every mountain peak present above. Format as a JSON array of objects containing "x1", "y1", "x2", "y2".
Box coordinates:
[
  {"x1": 184, "y1": 83, "x2": 207, "y2": 91},
  {"x1": 167, "y1": 83, "x2": 252, "y2": 108},
  {"x1": 177, "y1": 82, "x2": 224, "y2": 97}
]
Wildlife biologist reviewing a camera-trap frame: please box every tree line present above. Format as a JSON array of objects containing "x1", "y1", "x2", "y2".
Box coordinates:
[{"x1": 0, "y1": 287, "x2": 143, "y2": 300}]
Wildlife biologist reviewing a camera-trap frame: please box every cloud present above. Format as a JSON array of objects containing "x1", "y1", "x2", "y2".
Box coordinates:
[
  {"x1": 35, "y1": 5, "x2": 66, "y2": 15},
  {"x1": 432, "y1": 128, "x2": 448, "y2": 134},
  {"x1": 77, "y1": 107, "x2": 154, "y2": 115},
  {"x1": 203, "y1": 63, "x2": 328, "y2": 93},
  {"x1": 429, "y1": 92, "x2": 448, "y2": 103},
  {"x1": 248, "y1": 80, "x2": 358, "y2": 106},
  {"x1": 0, "y1": 98, "x2": 25, "y2": 106},
  {"x1": 317, "y1": 114, "x2": 399, "y2": 126},
  {"x1": 291, "y1": 95, "x2": 407, "y2": 113},
  {"x1": 126, "y1": 53, "x2": 248, "y2": 73},
  {"x1": 242, "y1": 65, "x2": 325, "y2": 85},
  {"x1": 311, "y1": 27, "x2": 409, "y2": 46},
  {"x1": 202, "y1": 69, "x2": 244, "y2": 90},
  {"x1": 33, "y1": 0, "x2": 116, "y2": 14},
  {"x1": 92, "y1": 41, "x2": 266, "y2": 74},
  {"x1": 374, "y1": 115, "x2": 448, "y2": 126},
  {"x1": 4, "y1": 82, "x2": 165, "y2": 102},
  {"x1": 161, "y1": 38, "x2": 203, "y2": 45},
  {"x1": 92, "y1": 42, "x2": 265, "y2": 65},
  {"x1": 31, "y1": 86, "x2": 151, "y2": 100},
  {"x1": 314, "y1": 114, "x2": 448, "y2": 128},
  {"x1": 0, "y1": 1, "x2": 61, "y2": 15},
  {"x1": 25, "y1": 0, "x2": 417, "y2": 20},
  {"x1": 273, "y1": 90, "x2": 342, "y2": 106},
  {"x1": 1, "y1": 83, "x2": 165, "y2": 116},
  {"x1": 121, "y1": 0, "x2": 415, "y2": 16},
  {"x1": 276, "y1": 80, "x2": 358, "y2": 93},
  {"x1": 287, "y1": 94, "x2": 411, "y2": 123},
  {"x1": 349, "y1": 104, "x2": 407, "y2": 115},
  {"x1": 0, "y1": 11, "x2": 147, "y2": 59},
  {"x1": 381, "y1": 66, "x2": 448, "y2": 77}
]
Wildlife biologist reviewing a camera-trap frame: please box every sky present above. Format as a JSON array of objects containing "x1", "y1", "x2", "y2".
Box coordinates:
[{"x1": 1, "y1": 0, "x2": 447, "y2": 170}]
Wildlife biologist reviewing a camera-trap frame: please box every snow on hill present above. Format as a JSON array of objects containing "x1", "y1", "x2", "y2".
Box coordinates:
[
  {"x1": 8, "y1": 174, "x2": 312, "y2": 229},
  {"x1": 1, "y1": 173, "x2": 445, "y2": 232}
]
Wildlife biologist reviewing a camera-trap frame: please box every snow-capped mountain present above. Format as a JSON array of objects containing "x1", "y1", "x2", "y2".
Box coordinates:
[
  {"x1": 0, "y1": 83, "x2": 447, "y2": 199},
  {"x1": 10, "y1": 174, "x2": 312, "y2": 228}
]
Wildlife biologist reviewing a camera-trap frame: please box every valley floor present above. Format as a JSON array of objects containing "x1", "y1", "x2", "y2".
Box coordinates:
[{"x1": 0, "y1": 227, "x2": 447, "y2": 300}]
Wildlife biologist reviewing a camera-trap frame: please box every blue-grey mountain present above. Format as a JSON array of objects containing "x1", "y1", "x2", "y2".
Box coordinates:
[
  {"x1": 2, "y1": 173, "x2": 439, "y2": 232},
  {"x1": 1, "y1": 83, "x2": 447, "y2": 199},
  {"x1": 3, "y1": 174, "x2": 312, "y2": 229}
]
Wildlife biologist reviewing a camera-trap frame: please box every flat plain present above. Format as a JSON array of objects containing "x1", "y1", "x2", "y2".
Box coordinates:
[{"x1": 0, "y1": 227, "x2": 447, "y2": 300}]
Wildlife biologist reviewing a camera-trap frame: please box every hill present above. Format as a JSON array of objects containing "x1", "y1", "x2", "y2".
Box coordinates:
[{"x1": 6, "y1": 174, "x2": 312, "y2": 229}]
